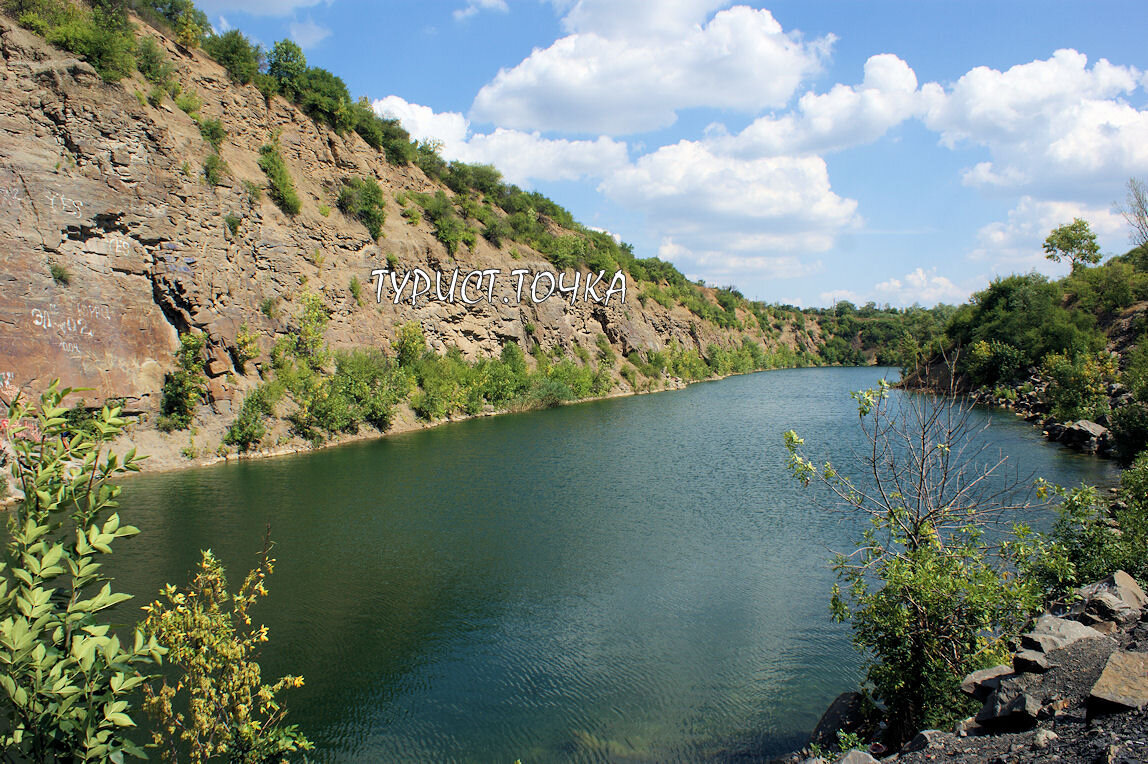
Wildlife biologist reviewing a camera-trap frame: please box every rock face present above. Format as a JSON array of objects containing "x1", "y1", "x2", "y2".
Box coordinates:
[{"x1": 0, "y1": 16, "x2": 824, "y2": 418}]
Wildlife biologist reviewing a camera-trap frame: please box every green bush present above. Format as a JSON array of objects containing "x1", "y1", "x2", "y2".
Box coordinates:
[
  {"x1": 1040, "y1": 351, "x2": 1116, "y2": 421},
  {"x1": 528, "y1": 378, "x2": 572, "y2": 409},
  {"x1": 787, "y1": 386, "x2": 1045, "y2": 744},
  {"x1": 198, "y1": 117, "x2": 227, "y2": 151},
  {"x1": 31, "y1": 1, "x2": 136, "y2": 82},
  {"x1": 620, "y1": 364, "x2": 639, "y2": 389},
  {"x1": 253, "y1": 71, "x2": 278, "y2": 101},
  {"x1": 411, "y1": 190, "x2": 466, "y2": 255},
  {"x1": 49, "y1": 261, "x2": 70, "y2": 285},
  {"x1": 175, "y1": 89, "x2": 202, "y2": 117},
  {"x1": 949, "y1": 273, "x2": 1104, "y2": 375},
  {"x1": 337, "y1": 177, "x2": 386, "y2": 239},
  {"x1": 1025, "y1": 471, "x2": 1148, "y2": 593},
  {"x1": 224, "y1": 386, "x2": 275, "y2": 452},
  {"x1": 157, "y1": 331, "x2": 206, "y2": 431},
  {"x1": 965, "y1": 339, "x2": 1028, "y2": 388},
  {"x1": 1122, "y1": 340, "x2": 1148, "y2": 402},
  {"x1": 295, "y1": 291, "x2": 329, "y2": 365},
  {"x1": 136, "y1": 35, "x2": 175, "y2": 85},
  {"x1": 203, "y1": 152, "x2": 228, "y2": 186},
  {"x1": 258, "y1": 143, "x2": 301, "y2": 216},
  {"x1": 243, "y1": 179, "x2": 263, "y2": 205},
  {"x1": 267, "y1": 39, "x2": 307, "y2": 100},
  {"x1": 393, "y1": 321, "x2": 425, "y2": 368},
  {"x1": 328, "y1": 349, "x2": 409, "y2": 431},
  {"x1": 1111, "y1": 403, "x2": 1148, "y2": 464},
  {"x1": 224, "y1": 212, "x2": 241, "y2": 235}
]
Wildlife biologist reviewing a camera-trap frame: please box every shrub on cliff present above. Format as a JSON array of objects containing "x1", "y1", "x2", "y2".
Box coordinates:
[
  {"x1": 9, "y1": 0, "x2": 137, "y2": 81},
  {"x1": 202, "y1": 151, "x2": 227, "y2": 186},
  {"x1": 198, "y1": 116, "x2": 226, "y2": 151},
  {"x1": 158, "y1": 331, "x2": 207, "y2": 431},
  {"x1": 136, "y1": 35, "x2": 175, "y2": 86},
  {"x1": 337, "y1": 176, "x2": 386, "y2": 240},
  {"x1": 411, "y1": 190, "x2": 467, "y2": 255},
  {"x1": 258, "y1": 142, "x2": 301, "y2": 216}
]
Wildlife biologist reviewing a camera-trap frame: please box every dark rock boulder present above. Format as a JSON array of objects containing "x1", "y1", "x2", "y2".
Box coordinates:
[{"x1": 807, "y1": 691, "x2": 873, "y2": 751}]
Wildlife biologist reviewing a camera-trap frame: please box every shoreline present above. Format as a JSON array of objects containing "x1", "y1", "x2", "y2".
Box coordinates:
[
  {"x1": 113, "y1": 362, "x2": 880, "y2": 477},
  {"x1": 108, "y1": 376, "x2": 693, "y2": 477}
]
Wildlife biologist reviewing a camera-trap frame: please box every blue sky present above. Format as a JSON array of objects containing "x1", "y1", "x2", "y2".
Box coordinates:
[{"x1": 202, "y1": 1, "x2": 1148, "y2": 308}]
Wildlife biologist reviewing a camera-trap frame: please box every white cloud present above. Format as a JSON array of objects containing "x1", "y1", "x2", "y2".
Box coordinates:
[
  {"x1": 873, "y1": 268, "x2": 969, "y2": 306},
  {"x1": 454, "y1": 0, "x2": 508, "y2": 22},
  {"x1": 599, "y1": 140, "x2": 859, "y2": 255},
  {"x1": 288, "y1": 18, "x2": 331, "y2": 49},
  {"x1": 373, "y1": 96, "x2": 470, "y2": 149},
  {"x1": 215, "y1": 15, "x2": 231, "y2": 33},
  {"x1": 470, "y1": 5, "x2": 833, "y2": 135},
  {"x1": 466, "y1": 130, "x2": 629, "y2": 184},
  {"x1": 969, "y1": 196, "x2": 1127, "y2": 275},
  {"x1": 819, "y1": 289, "x2": 863, "y2": 306},
  {"x1": 195, "y1": 0, "x2": 329, "y2": 16},
  {"x1": 552, "y1": 0, "x2": 731, "y2": 38},
  {"x1": 372, "y1": 96, "x2": 628, "y2": 186},
  {"x1": 710, "y1": 54, "x2": 939, "y2": 157},
  {"x1": 659, "y1": 238, "x2": 823, "y2": 284},
  {"x1": 923, "y1": 49, "x2": 1148, "y2": 198}
]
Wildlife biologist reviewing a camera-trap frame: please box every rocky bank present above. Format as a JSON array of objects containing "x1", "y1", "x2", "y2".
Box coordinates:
[{"x1": 777, "y1": 571, "x2": 1148, "y2": 764}]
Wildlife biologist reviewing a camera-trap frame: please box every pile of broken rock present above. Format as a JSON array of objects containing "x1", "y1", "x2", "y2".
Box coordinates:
[{"x1": 785, "y1": 570, "x2": 1148, "y2": 764}]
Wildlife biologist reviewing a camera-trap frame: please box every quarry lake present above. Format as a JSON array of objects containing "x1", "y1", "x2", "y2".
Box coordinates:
[{"x1": 109, "y1": 367, "x2": 1118, "y2": 762}]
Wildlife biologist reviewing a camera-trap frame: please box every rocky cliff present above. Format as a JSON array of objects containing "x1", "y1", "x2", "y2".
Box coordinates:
[{"x1": 0, "y1": 14, "x2": 825, "y2": 467}]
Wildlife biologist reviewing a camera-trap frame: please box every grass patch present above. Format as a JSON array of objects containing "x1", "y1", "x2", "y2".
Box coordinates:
[
  {"x1": 258, "y1": 143, "x2": 301, "y2": 216},
  {"x1": 49, "y1": 262, "x2": 70, "y2": 286}
]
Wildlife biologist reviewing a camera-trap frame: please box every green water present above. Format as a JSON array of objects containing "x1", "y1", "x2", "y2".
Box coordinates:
[{"x1": 108, "y1": 367, "x2": 1118, "y2": 762}]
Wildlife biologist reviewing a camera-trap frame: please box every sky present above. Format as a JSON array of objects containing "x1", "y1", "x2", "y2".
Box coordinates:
[{"x1": 201, "y1": 1, "x2": 1148, "y2": 309}]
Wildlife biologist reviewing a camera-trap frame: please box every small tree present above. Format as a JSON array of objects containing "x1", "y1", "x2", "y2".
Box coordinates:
[
  {"x1": 0, "y1": 382, "x2": 165, "y2": 761},
  {"x1": 266, "y1": 40, "x2": 306, "y2": 100},
  {"x1": 158, "y1": 332, "x2": 207, "y2": 431},
  {"x1": 1043, "y1": 217, "x2": 1101, "y2": 271},
  {"x1": 784, "y1": 377, "x2": 1045, "y2": 743}
]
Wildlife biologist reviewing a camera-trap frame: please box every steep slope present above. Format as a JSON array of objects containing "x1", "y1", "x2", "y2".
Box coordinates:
[{"x1": 0, "y1": 12, "x2": 834, "y2": 467}]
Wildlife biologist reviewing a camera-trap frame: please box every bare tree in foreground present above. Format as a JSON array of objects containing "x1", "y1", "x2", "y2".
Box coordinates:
[{"x1": 784, "y1": 374, "x2": 1047, "y2": 743}]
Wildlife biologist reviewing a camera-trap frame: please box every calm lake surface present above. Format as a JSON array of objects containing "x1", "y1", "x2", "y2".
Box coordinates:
[{"x1": 109, "y1": 367, "x2": 1119, "y2": 762}]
